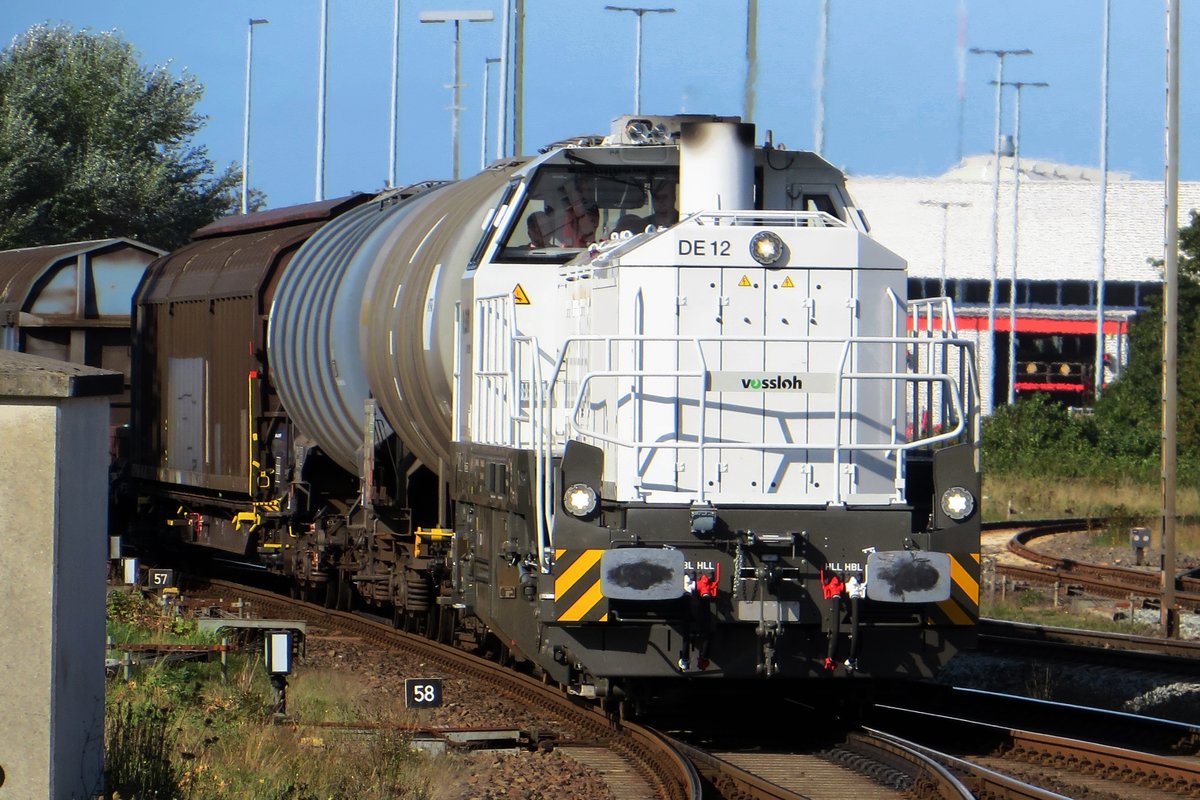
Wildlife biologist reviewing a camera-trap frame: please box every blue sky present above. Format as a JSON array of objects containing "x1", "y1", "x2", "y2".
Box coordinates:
[{"x1": 3, "y1": 1, "x2": 1195, "y2": 209}]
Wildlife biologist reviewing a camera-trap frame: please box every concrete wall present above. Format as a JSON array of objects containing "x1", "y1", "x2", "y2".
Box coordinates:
[{"x1": 0, "y1": 351, "x2": 120, "y2": 800}]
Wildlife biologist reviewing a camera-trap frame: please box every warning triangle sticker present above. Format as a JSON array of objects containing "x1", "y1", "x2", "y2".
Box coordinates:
[
  {"x1": 513, "y1": 284, "x2": 531, "y2": 305},
  {"x1": 781, "y1": 276, "x2": 795, "y2": 288},
  {"x1": 738, "y1": 275, "x2": 752, "y2": 287}
]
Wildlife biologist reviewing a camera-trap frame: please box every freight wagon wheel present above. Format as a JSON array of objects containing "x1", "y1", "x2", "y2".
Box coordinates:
[
  {"x1": 403, "y1": 570, "x2": 432, "y2": 635},
  {"x1": 435, "y1": 606, "x2": 456, "y2": 644},
  {"x1": 323, "y1": 571, "x2": 339, "y2": 609},
  {"x1": 396, "y1": 575, "x2": 415, "y2": 633},
  {"x1": 336, "y1": 571, "x2": 353, "y2": 611}
]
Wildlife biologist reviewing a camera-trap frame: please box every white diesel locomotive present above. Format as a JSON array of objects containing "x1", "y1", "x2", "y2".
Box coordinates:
[{"x1": 128, "y1": 115, "x2": 981, "y2": 699}]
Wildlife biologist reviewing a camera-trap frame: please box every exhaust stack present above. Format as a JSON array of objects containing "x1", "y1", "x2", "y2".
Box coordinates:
[{"x1": 679, "y1": 120, "x2": 755, "y2": 216}]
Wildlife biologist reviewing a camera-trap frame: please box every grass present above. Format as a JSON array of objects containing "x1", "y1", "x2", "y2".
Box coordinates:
[
  {"x1": 982, "y1": 473, "x2": 1200, "y2": 551},
  {"x1": 979, "y1": 474, "x2": 1200, "y2": 632},
  {"x1": 982, "y1": 473, "x2": 1200, "y2": 523},
  {"x1": 105, "y1": 591, "x2": 459, "y2": 800},
  {"x1": 982, "y1": 594, "x2": 1160, "y2": 637}
]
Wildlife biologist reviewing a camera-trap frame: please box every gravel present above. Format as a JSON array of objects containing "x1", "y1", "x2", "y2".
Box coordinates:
[{"x1": 300, "y1": 630, "x2": 616, "y2": 799}]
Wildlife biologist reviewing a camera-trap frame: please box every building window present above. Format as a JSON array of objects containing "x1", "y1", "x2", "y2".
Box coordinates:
[
  {"x1": 963, "y1": 280, "x2": 989, "y2": 304},
  {"x1": 1061, "y1": 280, "x2": 1091, "y2": 306},
  {"x1": 1029, "y1": 282, "x2": 1058, "y2": 305}
]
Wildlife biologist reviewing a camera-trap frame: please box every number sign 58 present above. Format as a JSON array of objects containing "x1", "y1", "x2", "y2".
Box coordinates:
[{"x1": 405, "y1": 678, "x2": 443, "y2": 709}]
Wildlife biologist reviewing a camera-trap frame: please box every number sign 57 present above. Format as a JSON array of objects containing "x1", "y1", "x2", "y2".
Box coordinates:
[{"x1": 405, "y1": 678, "x2": 443, "y2": 709}]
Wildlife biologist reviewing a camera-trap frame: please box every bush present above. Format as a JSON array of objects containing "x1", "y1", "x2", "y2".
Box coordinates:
[{"x1": 982, "y1": 394, "x2": 1097, "y2": 477}]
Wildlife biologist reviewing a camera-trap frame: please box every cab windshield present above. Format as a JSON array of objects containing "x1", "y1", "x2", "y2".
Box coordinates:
[{"x1": 496, "y1": 166, "x2": 678, "y2": 263}]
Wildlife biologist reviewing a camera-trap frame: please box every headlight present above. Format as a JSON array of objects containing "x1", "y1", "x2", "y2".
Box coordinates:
[
  {"x1": 940, "y1": 486, "x2": 975, "y2": 521},
  {"x1": 749, "y1": 231, "x2": 785, "y2": 266},
  {"x1": 563, "y1": 483, "x2": 598, "y2": 517}
]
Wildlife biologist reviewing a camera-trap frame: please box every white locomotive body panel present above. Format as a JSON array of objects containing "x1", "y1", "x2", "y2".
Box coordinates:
[{"x1": 557, "y1": 220, "x2": 911, "y2": 507}]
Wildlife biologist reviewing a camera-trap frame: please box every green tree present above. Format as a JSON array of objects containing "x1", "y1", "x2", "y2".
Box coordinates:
[
  {"x1": 1091, "y1": 210, "x2": 1200, "y2": 477},
  {"x1": 0, "y1": 24, "x2": 240, "y2": 250},
  {"x1": 984, "y1": 212, "x2": 1200, "y2": 483}
]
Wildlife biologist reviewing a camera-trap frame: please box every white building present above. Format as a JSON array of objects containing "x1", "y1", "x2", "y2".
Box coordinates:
[{"x1": 848, "y1": 157, "x2": 1200, "y2": 412}]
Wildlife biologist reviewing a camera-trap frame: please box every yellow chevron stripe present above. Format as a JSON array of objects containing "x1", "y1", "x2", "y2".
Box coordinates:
[
  {"x1": 554, "y1": 549, "x2": 603, "y2": 598},
  {"x1": 934, "y1": 598, "x2": 973, "y2": 625},
  {"x1": 969, "y1": 552, "x2": 980, "y2": 564},
  {"x1": 560, "y1": 580, "x2": 605, "y2": 622},
  {"x1": 555, "y1": 548, "x2": 567, "y2": 560},
  {"x1": 951, "y1": 553, "x2": 979, "y2": 603}
]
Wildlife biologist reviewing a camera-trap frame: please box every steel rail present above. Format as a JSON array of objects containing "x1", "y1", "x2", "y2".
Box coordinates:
[
  {"x1": 999, "y1": 525, "x2": 1200, "y2": 609},
  {"x1": 202, "y1": 579, "x2": 697, "y2": 800}
]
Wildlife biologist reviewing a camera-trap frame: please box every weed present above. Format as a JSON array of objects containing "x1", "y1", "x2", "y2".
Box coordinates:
[{"x1": 105, "y1": 701, "x2": 179, "y2": 799}]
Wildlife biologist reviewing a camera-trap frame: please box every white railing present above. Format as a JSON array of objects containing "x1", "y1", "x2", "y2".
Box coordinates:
[
  {"x1": 684, "y1": 209, "x2": 848, "y2": 228},
  {"x1": 461, "y1": 292, "x2": 979, "y2": 573}
]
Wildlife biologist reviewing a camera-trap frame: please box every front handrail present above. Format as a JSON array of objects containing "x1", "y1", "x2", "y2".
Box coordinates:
[
  {"x1": 684, "y1": 209, "x2": 848, "y2": 228},
  {"x1": 547, "y1": 334, "x2": 971, "y2": 455},
  {"x1": 468, "y1": 294, "x2": 979, "y2": 573}
]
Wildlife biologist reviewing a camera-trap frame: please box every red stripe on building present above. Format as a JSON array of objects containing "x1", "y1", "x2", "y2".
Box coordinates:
[
  {"x1": 1014, "y1": 382, "x2": 1087, "y2": 393},
  {"x1": 910, "y1": 316, "x2": 1126, "y2": 335}
]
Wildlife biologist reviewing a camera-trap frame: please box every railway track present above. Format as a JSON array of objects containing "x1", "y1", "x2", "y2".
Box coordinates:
[
  {"x1": 997, "y1": 522, "x2": 1200, "y2": 611},
  {"x1": 670, "y1": 734, "x2": 973, "y2": 799},
  {"x1": 188, "y1": 577, "x2": 976, "y2": 799},
  {"x1": 174, "y1": 521, "x2": 1200, "y2": 799},
  {"x1": 869, "y1": 701, "x2": 1200, "y2": 799},
  {"x1": 194, "y1": 578, "x2": 699, "y2": 800},
  {"x1": 979, "y1": 617, "x2": 1200, "y2": 674}
]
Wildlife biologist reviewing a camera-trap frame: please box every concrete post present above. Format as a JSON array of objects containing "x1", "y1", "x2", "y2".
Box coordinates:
[{"x1": 0, "y1": 350, "x2": 122, "y2": 800}]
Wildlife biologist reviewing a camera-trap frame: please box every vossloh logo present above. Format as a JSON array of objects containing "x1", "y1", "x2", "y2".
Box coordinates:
[{"x1": 709, "y1": 371, "x2": 836, "y2": 393}]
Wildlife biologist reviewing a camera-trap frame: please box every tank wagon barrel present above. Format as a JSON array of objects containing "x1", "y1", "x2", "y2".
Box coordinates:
[
  {"x1": 267, "y1": 183, "x2": 440, "y2": 475},
  {"x1": 359, "y1": 167, "x2": 524, "y2": 473},
  {"x1": 122, "y1": 114, "x2": 982, "y2": 703}
]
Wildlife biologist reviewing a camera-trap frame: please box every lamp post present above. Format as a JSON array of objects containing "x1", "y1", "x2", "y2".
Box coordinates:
[
  {"x1": 497, "y1": 0, "x2": 511, "y2": 159},
  {"x1": 388, "y1": 0, "x2": 401, "y2": 189},
  {"x1": 970, "y1": 47, "x2": 1032, "y2": 412},
  {"x1": 920, "y1": 200, "x2": 971, "y2": 301},
  {"x1": 745, "y1": 0, "x2": 757, "y2": 125},
  {"x1": 1096, "y1": 0, "x2": 1111, "y2": 398},
  {"x1": 1162, "y1": 0, "x2": 1181, "y2": 637},
  {"x1": 992, "y1": 79, "x2": 1049, "y2": 406},
  {"x1": 481, "y1": 56, "x2": 500, "y2": 170},
  {"x1": 315, "y1": 0, "x2": 328, "y2": 201},
  {"x1": 420, "y1": 10, "x2": 494, "y2": 180},
  {"x1": 814, "y1": 0, "x2": 830, "y2": 155},
  {"x1": 241, "y1": 18, "x2": 269, "y2": 215},
  {"x1": 604, "y1": 5, "x2": 676, "y2": 115}
]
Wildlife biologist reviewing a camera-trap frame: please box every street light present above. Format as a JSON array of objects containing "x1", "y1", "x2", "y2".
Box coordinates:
[
  {"x1": 316, "y1": 0, "x2": 328, "y2": 201},
  {"x1": 604, "y1": 5, "x2": 676, "y2": 115},
  {"x1": 1163, "y1": 0, "x2": 1182, "y2": 637},
  {"x1": 1096, "y1": 0, "x2": 1111, "y2": 399},
  {"x1": 992, "y1": 79, "x2": 1049, "y2": 406},
  {"x1": 814, "y1": 0, "x2": 830, "y2": 154},
  {"x1": 241, "y1": 18, "x2": 269, "y2": 215},
  {"x1": 420, "y1": 9, "x2": 495, "y2": 180},
  {"x1": 481, "y1": 57, "x2": 500, "y2": 171},
  {"x1": 970, "y1": 46, "x2": 1032, "y2": 413},
  {"x1": 919, "y1": 200, "x2": 971, "y2": 300},
  {"x1": 388, "y1": 0, "x2": 401, "y2": 189}
]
